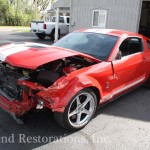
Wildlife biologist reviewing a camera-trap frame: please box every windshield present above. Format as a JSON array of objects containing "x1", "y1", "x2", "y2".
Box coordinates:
[{"x1": 53, "y1": 32, "x2": 119, "y2": 61}]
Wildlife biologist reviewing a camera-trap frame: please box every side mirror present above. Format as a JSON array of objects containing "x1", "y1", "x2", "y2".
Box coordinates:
[{"x1": 116, "y1": 51, "x2": 122, "y2": 60}]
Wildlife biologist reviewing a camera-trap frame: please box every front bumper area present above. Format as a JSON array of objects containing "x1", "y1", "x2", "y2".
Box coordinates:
[
  {"x1": 0, "y1": 80, "x2": 45, "y2": 115},
  {"x1": 0, "y1": 93, "x2": 26, "y2": 115},
  {"x1": 0, "y1": 78, "x2": 66, "y2": 116},
  {"x1": 0, "y1": 79, "x2": 63, "y2": 117}
]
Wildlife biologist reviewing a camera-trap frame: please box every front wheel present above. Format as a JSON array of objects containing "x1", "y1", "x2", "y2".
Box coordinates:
[{"x1": 53, "y1": 89, "x2": 97, "y2": 131}]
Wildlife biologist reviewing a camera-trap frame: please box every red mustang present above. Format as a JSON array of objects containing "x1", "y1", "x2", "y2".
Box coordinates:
[{"x1": 0, "y1": 29, "x2": 150, "y2": 130}]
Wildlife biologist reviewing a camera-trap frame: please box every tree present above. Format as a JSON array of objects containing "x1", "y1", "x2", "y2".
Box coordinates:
[
  {"x1": 0, "y1": 0, "x2": 35, "y2": 26},
  {"x1": 34, "y1": 0, "x2": 55, "y2": 11},
  {"x1": 0, "y1": 0, "x2": 10, "y2": 25},
  {"x1": 0, "y1": 0, "x2": 55, "y2": 26}
]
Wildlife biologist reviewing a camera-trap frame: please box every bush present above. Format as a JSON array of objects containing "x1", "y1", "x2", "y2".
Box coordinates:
[{"x1": 0, "y1": 0, "x2": 35, "y2": 26}]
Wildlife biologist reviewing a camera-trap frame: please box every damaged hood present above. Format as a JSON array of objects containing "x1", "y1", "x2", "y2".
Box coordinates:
[{"x1": 0, "y1": 42, "x2": 100, "y2": 69}]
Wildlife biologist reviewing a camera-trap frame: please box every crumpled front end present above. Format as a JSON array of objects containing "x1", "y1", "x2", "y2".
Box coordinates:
[
  {"x1": 0, "y1": 55, "x2": 97, "y2": 115},
  {"x1": 0, "y1": 63, "x2": 45, "y2": 115}
]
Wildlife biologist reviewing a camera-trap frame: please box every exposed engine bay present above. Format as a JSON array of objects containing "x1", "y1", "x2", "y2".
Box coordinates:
[{"x1": 0, "y1": 56, "x2": 95, "y2": 102}]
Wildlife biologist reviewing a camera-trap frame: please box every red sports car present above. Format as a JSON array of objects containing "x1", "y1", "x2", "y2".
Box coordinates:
[{"x1": 0, "y1": 29, "x2": 150, "y2": 130}]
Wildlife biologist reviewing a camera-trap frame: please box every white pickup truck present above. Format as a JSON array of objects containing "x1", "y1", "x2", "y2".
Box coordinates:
[{"x1": 30, "y1": 16, "x2": 70, "y2": 40}]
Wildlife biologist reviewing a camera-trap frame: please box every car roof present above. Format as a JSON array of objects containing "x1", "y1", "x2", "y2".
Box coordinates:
[{"x1": 75, "y1": 28, "x2": 144, "y2": 38}]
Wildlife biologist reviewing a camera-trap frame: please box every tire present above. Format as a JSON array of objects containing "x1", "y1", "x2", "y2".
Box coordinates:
[
  {"x1": 53, "y1": 88, "x2": 97, "y2": 131},
  {"x1": 144, "y1": 77, "x2": 150, "y2": 88},
  {"x1": 36, "y1": 33, "x2": 46, "y2": 39},
  {"x1": 50, "y1": 29, "x2": 60, "y2": 41}
]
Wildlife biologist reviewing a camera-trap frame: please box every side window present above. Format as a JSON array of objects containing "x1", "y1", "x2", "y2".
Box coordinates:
[
  {"x1": 59, "y1": 17, "x2": 64, "y2": 23},
  {"x1": 51, "y1": 17, "x2": 64, "y2": 23},
  {"x1": 67, "y1": 18, "x2": 70, "y2": 24},
  {"x1": 119, "y1": 37, "x2": 143, "y2": 57}
]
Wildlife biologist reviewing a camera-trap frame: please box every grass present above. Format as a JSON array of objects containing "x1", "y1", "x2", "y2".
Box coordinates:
[
  {"x1": 0, "y1": 26, "x2": 29, "y2": 28},
  {"x1": 0, "y1": 26, "x2": 30, "y2": 32}
]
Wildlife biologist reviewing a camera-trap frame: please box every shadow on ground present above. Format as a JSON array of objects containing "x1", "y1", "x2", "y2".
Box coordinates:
[
  {"x1": 96, "y1": 87, "x2": 150, "y2": 122},
  {"x1": 0, "y1": 109, "x2": 72, "y2": 150},
  {"x1": 0, "y1": 87, "x2": 150, "y2": 149}
]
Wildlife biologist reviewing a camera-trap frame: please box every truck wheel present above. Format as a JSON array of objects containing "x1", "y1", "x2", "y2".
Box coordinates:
[
  {"x1": 36, "y1": 33, "x2": 46, "y2": 39},
  {"x1": 50, "y1": 29, "x2": 60, "y2": 41},
  {"x1": 53, "y1": 88, "x2": 97, "y2": 131}
]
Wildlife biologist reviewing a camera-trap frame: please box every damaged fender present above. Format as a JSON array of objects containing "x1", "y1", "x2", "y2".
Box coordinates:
[{"x1": 38, "y1": 75, "x2": 102, "y2": 112}]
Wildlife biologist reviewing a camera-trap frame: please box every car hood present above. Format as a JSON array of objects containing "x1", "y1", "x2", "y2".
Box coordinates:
[{"x1": 0, "y1": 42, "x2": 100, "y2": 69}]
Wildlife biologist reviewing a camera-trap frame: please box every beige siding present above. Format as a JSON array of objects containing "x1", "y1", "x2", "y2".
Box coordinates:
[{"x1": 70, "y1": 0, "x2": 142, "y2": 33}]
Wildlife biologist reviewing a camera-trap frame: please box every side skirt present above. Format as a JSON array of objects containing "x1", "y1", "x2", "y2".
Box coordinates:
[{"x1": 97, "y1": 83, "x2": 144, "y2": 110}]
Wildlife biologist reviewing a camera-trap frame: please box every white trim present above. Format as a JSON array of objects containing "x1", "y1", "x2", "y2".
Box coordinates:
[
  {"x1": 0, "y1": 46, "x2": 30, "y2": 61},
  {"x1": 0, "y1": 44, "x2": 15, "y2": 51},
  {"x1": 24, "y1": 42, "x2": 51, "y2": 48},
  {"x1": 0, "y1": 42, "x2": 51, "y2": 62},
  {"x1": 113, "y1": 77, "x2": 145, "y2": 95},
  {"x1": 101, "y1": 77, "x2": 145, "y2": 102}
]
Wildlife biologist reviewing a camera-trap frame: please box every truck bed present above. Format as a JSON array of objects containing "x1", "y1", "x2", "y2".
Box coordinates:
[{"x1": 31, "y1": 21, "x2": 44, "y2": 33}]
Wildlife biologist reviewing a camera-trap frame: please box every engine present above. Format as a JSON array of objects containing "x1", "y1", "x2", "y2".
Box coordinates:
[
  {"x1": 0, "y1": 64, "x2": 23, "y2": 101},
  {"x1": 0, "y1": 56, "x2": 94, "y2": 101}
]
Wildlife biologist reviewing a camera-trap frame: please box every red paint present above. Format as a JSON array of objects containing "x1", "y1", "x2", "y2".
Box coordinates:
[
  {"x1": 0, "y1": 29, "x2": 150, "y2": 116},
  {"x1": 63, "y1": 66, "x2": 77, "y2": 74},
  {"x1": 5, "y1": 46, "x2": 100, "y2": 69}
]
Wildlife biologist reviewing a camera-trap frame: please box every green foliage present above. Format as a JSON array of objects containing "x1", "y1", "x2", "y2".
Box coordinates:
[
  {"x1": 37, "y1": 0, "x2": 52, "y2": 11},
  {"x1": 0, "y1": 0, "x2": 35, "y2": 26}
]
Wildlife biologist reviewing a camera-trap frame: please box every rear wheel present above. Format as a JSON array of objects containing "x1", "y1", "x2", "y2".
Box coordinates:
[
  {"x1": 36, "y1": 33, "x2": 46, "y2": 39},
  {"x1": 54, "y1": 89, "x2": 97, "y2": 131}
]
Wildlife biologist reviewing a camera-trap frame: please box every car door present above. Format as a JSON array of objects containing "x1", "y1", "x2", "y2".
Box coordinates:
[
  {"x1": 111, "y1": 37, "x2": 146, "y2": 96},
  {"x1": 59, "y1": 17, "x2": 68, "y2": 34}
]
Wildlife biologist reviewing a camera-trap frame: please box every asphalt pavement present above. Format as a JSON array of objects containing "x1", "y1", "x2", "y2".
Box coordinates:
[
  {"x1": 0, "y1": 31, "x2": 53, "y2": 45},
  {"x1": 0, "y1": 31, "x2": 150, "y2": 150}
]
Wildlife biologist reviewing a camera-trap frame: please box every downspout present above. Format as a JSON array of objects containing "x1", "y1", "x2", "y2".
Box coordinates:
[
  {"x1": 55, "y1": 8, "x2": 59, "y2": 42},
  {"x1": 70, "y1": 0, "x2": 73, "y2": 32},
  {"x1": 51, "y1": 1, "x2": 59, "y2": 42},
  {"x1": 136, "y1": 0, "x2": 143, "y2": 33}
]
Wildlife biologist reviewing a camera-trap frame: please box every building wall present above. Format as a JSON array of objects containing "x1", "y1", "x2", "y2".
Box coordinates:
[
  {"x1": 70, "y1": 0, "x2": 142, "y2": 33},
  {"x1": 54, "y1": 0, "x2": 71, "y2": 8}
]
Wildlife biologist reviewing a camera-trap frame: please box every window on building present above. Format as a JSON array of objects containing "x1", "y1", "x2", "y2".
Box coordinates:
[{"x1": 92, "y1": 9, "x2": 107, "y2": 28}]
